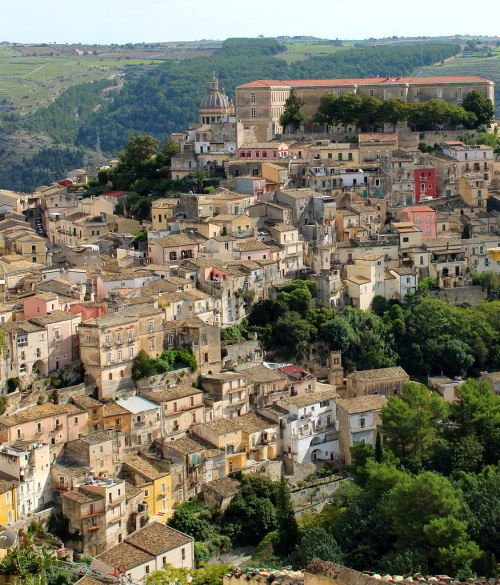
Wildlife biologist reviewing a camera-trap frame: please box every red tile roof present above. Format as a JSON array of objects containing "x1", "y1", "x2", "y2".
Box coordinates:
[{"x1": 237, "y1": 76, "x2": 492, "y2": 88}]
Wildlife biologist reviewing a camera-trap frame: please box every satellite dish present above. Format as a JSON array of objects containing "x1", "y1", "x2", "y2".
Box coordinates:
[{"x1": 0, "y1": 530, "x2": 18, "y2": 549}]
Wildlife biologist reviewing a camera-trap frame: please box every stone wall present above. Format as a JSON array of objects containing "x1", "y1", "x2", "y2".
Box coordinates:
[
  {"x1": 428, "y1": 285, "x2": 487, "y2": 306},
  {"x1": 134, "y1": 368, "x2": 197, "y2": 390}
]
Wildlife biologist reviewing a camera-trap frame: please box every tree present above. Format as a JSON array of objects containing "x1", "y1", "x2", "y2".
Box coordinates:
[
  {"x1": 279, "y1": 95, "x2": 306, "y2": 132},
  {"x1": 274, "y1": 476, "x2": 299, "y2": 558},
  {"x1": 380, "y1": 382, "x2": 447, "y2": 470},
  {"x1": 334, "y1": 93, "x2": 362, "y2": 131},
  {"x1": 386, "y1": 472, "x2": 462, "y2": 550},
  {"x1": 462, "y1": 90, "x2": 495, "y2": 127},
  {"x1": 287, "y1": 527, "x2": 343, "y2": 569},
  {"x1": 123, "y1": 135, "x2": 158, "y2": 167},
  {"x1": 320, "y1": 317, "x2": 356, "y2": 353},
  {"x1": 358, "y1": 96, "x2": 383, "y2": 130},
  {"x1": 168, "y1": 502, "x2": 214, "y2": 541},
  {"x1": 132, "y1": 349, "x2": 156, "y2": 380},
  {"x1": 379, "y1": 98, "x2": 408, "y2": 131},
  {"x1": 158, "y1": 139, "x2": 180, "y2": 165},
  {"x1": 271, "y1": 311, "x2": 312, "y2": 359}
]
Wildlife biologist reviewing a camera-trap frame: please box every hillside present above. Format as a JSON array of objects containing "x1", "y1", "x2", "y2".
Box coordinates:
[{"x1": 0, "y1": 36, "x2": 492, "y2": 191}]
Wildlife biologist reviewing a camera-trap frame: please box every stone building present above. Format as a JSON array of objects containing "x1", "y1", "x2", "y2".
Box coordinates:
[
  {"x1": 345, "y1": 366, "x2": 409, "y2": 398},
  {"x1": 236, "y1": 76, "x2": 495, "y2": 140}
]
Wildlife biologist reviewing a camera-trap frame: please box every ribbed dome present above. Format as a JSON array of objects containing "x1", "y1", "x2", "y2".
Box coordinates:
[
  {"x1": 199, "y1": 75, "x2": 233, "y2": 111},
  {"x1": 200, "y1": 91, "x2": 232, "y2": 110}
]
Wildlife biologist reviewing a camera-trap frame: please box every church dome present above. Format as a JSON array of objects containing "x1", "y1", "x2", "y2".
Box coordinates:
[{"x1": 199, "y1": 75, "x2": 234, "y2": 124}]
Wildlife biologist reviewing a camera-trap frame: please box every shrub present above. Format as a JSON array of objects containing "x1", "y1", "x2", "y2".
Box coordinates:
[{"x1": 7, "y1": 377, "x2": 20, "y2": 393}]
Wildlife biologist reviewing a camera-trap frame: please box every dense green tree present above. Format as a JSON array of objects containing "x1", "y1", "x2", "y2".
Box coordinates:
[
  {"x1": 287, "y1": 527, "x2": 343, "y2": 569},
  {"x1": 222, "y1": 494, "x2": 277, "y2": 545},
  {"x1": 380, "y1": 382, "x2": 447, "y2": 470},
  {"x1": 271, "y1": 311, "x2": 312, "y2": 359},
  {"x1": 379, "y1": 98, "x2": 408, "y2": 130},
  {"x1": 123, "y1": 134, "x2": 159, "y2": 167},
  {"x1": 462, "y1": 90, "x2": 495, "y2": 126},
  {"x1": 279, "y1": 95, "x2": 306, "y2": 132},
  {"x1": 247, "y1": 298, "x2": 288, "y2": 327},
  {"x1": 448, "y1": 379, "x2": 500, "y2": 466},
  {"x1": 358, "y1": 96, "x2": 383, "y2": 129},
  {"x1": 274, "y1": 476, "x2": 299, "y2": 558},
  {"x1": 168, "y1": 502, "x2": 215, "y2": 541}
]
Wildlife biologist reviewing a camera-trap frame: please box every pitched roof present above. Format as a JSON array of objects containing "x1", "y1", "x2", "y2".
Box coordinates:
[
  {"x1": 124, "y1": 522, "x2": 193, "y2": 556},
  {"x1": 140, "y1": 385, "x2": 203, "y2": 404},
  {"x1": 284, "y1": 389, "x2": 337, "y2": 408},
  {"x1": 240, "y1": 364, "x2": 288, "y2": 384},
  {"x1": 124, "y1": 454, "x2": 169, "y2": 481},
  {"x1": 233, "y1": 412, "x2": 278, "y2": 433},
  {"x1": 336, "y1": 395, "x2": 387, "y2": 414},
  {"x1": 346, "y1": 366, "x2": 409, "y2": 382},
  {"x1": 0, "y1": 403, "x2": 83, "y2": 427},
  {"x1": 94, "y1": 541, "x2": 154, "y2": 571},
  {"x1": 204, "y1": 477, "x2": 240, "y2": 498},
  {"x1": 237, "y1": 76, "x2": 491, "y2": 88}
]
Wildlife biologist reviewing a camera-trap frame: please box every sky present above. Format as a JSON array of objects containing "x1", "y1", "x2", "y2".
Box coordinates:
[{"x1": 2, "y1": 0, "x2": 500, "y2": 45}]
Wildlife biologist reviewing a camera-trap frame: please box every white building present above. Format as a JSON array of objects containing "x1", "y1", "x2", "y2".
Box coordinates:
[
  {"x1": 92, "y1": 521, "x2": 194, "y2": 581},
  {"x1": 0, "y1": 441, "x2": 51, "y2": 516},
  {"x1": 116, "y1": 396, "x2": 162, "y2": 448},
  {"x1": 336, "y1": 395, "x2": 387, "y2": 465},
  {"x1": 278, "y1": 389, "x2": 339, "y2": 463}
]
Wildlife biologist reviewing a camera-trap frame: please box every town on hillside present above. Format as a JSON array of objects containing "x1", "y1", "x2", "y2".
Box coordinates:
[{"x1": 0, "y1": 72, "x2": 498, "y2": 584}]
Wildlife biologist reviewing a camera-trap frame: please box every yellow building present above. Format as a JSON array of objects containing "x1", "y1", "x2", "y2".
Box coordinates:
[
  {"x1": 152, "y1": 198, "x2": 179, "y2": 231},
  {"x1": 459, "y1": 174, "x2": 488, "y2": 208},
  {"x1": 0, "y1": 474, "x2": 18, "y2": 527},
  {"x1": 124, "y1": 454, "x2": 174, "y2": 522},
  {"x1": 192, "y1": 419, "x2": 248, "y2": 474},
  {"x1": 73, "y1": 396, "x2": 132, "y2": 435}
]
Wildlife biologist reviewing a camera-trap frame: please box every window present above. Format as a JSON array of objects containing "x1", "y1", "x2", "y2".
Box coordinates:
[
  {"x1": 250, "y1": 92, "x2": 256, "y2": 103},
  {"x1": 118, "y1": 350, "x2": 123, "y2": 362},
  {"x1": 74, "y1": 417, "x2": 78, "y2": 424},
  {"x1": 105, "y1": 334, "x2": 110, "y2": 344},
  {"x1": 117, "y1": 332, "x2": 122, "y2": 343},
  {"x1": 145, "y1": 566, "x2": 150, "y2": 575},
  {"x1": 106, "y1": 353, "x2": 112, "y2": 365},
  {"x1": 148, "y1": 321, "x2": 154, "y2": 333},
  {"x1": 128, "y1": 330, "x2": 133, "y2": 341},
  {"x1": 369, "y1": 89, "x2": 374, "y2": 97},
  {"x1": 359, "y1": 417, "x2": 366, "y2": 428},
  {"x1": 144, "y1": 489, "x2": 149, "y2": 497},
  {"x1": 402, "y1": 237, "x2": 409, "y2": 243},
  {"x1": 149, "y1": 339, "x2": 155, "y2": 351},
  {"x1": 251, "y1": 107, "x2": 256, "y2": 119},
  {"x1": 129, "y1": 348, "x2": 134, "y2": 359},
  {"x1": 181, "y1": 549, "x2": 186, "y2": 561}
]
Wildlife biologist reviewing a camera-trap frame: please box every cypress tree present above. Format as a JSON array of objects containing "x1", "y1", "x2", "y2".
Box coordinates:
[
  {"x1": 375, "y1": 432, "x2": 383, "y2": 463},
  {"x1": 274, "y1": 475, "x2": 300, "y2": 558}
]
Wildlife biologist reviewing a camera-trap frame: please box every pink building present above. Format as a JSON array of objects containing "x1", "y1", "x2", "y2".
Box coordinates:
[
  {"x1": 0, "y1": 403, "x2": 88, "y2": 445},
  {"x1": 400, "y1": 206, "x2": 437, "y2": 238},
  {"x1": 23, "y1": 292, "x2": 62, "y2": 320},
  {"x1": 69, "y1": 301, "x2": 104, "y2": 322},
  {"x1": 30, "y1": 311, "x2": 81, "y2": 372},
  {"x1": 236, "y1": 239, "x2": 272, "y2": 260},
  {"x1": 238, "y1": 142, "x2": 289, "y2": 160}
]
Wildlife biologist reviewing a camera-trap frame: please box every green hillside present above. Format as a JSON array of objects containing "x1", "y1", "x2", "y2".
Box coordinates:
[{"x1": 418, "y1": 49, "x2": 500, "y2": 111}]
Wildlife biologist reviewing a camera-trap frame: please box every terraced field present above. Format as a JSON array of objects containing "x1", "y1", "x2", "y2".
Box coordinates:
[{"x1": 418, "y1": 50, "x2": 500, "y2": 110}]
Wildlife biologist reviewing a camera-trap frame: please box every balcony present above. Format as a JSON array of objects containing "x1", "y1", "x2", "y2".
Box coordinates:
[{"x1": 134, "y1": 420, "x2": 146, "y2": 428}]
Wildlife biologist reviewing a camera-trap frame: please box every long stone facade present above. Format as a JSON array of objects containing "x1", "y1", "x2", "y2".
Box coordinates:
[{"x1": 236, "y1": 76, "x2": 495, "y2": 140}]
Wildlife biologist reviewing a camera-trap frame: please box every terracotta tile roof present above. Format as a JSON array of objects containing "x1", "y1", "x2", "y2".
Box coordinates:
[
  {"x1": 239, "y1": 364, "x2": 287, "y2": 384},
  {"x1": 140, "y1": 385, "x2": 202, "y2": 404},
  {"x1": 124, "y1": 454, "x2": 168, "y2": 481},
  {"x1": 346, "y1": 366, "x2": 409, "y2": 382},
  {"x1": 162, "y1": 434, "x2": 218, "y2": 456},
  {"x1": 204, "y1": 477, "x2": 239, "y2": 498},
  {"x1": 102, "y1": 403, "x2": 129, "y2": 417},
  {"x1": 233, "y1": 412, "x2": 278, "y2": 433},
  {"x1": 156, "y1": 233, "x2": 206, "y2": 247},
  {"x1": 268, "y1": 223, "x2": 297, "y2": 232},
  {"x1": 31, "y1": 310, "x2": 80, "y2": 325},
  {"x1": 0, "y1": 403, "x2": 84, "y2": 427},
  {"x1": 94, "y1": 541, "x2": 154, "y2": 571},
  {"x1": 202, "y1": 418, "x2": 241, "y2": 435},
  {"x1": 63, "y1": 488, "x2": 102, "y2": 504},
  {"x1": 336, "y1": 395, "x2": 387, "y2": 414},
  {"x1": 284, "y1": 389, "x2": 337, "y2": 408},
  {"x1": 72, "y1": 395, "x2": 102, "y2": 409},
  {"x1": 359, "y1": 133, "x2": 398, "y2": 143},
  {"x1": 237, "y1": 76, "x2": 491, "y2": 88},
  {"x1": 237, "y1": 239, "x2": 271, "y2": 252},
  {"x1": 124, "y1": 521, "x2": 193, "y2": 556}
]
